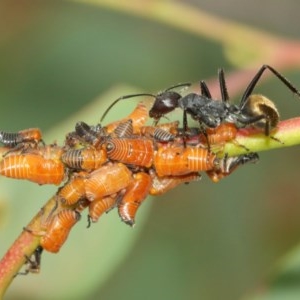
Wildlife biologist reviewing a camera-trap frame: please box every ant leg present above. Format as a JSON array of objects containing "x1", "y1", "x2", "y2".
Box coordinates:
[
  {"x1": 266, "y1": 120, "x2": 284, "y2": 144},
  {"x1": 204, "y1": 132, "x2": 211, "y2": 151},
  {"x1": 218, "y1": 68, "x2": 229, "y2": 102},
  {"x1": 265, "y1": 119, "x2": 270, "y2": 136},
  {"x1": 237, "y1": 114, "x2": 266, "y2": 127},
  {"x1": 238, "y1": 114, "x2": 284, "y2": 144},
  {"x1": 182, "y1": 109, "x2": 188, "y2": 147},
  {"x1": 199, "y1": 125, "x2": 211, "y2": 151},
  {"x1": 152, "y1": 118, "x2": 160, "y2": 126},
  {"x1": 199, "y1": 81, "x2": 212, "y2": 98},
  {"x1": 240, "y1": 64, "x2": 300, "y2": 109}
]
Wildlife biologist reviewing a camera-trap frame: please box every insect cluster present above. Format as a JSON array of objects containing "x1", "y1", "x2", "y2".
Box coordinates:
[{"x1": 1, "y1": 65, "x2": 299, "y2": 275}]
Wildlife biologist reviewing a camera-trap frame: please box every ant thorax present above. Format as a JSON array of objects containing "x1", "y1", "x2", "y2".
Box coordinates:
[{"x1": 179, "y1": 94, "x2": 231, "y2": 128}]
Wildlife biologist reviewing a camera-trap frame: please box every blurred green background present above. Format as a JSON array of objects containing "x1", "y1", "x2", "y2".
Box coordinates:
[{"x1": 1, "y1": 0, "x2": 300, "y2": 299}]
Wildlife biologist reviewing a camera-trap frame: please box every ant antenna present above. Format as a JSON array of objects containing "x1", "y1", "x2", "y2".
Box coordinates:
[
  {"x1": 100, "y1": 93, "x2": 155, "y2": 123},
  {"x1": 100, "y1": 83, "x2": 191, "y2": 123},
  {"x1": 165, "y1": 82, "x2": 192, "y2": 92}
]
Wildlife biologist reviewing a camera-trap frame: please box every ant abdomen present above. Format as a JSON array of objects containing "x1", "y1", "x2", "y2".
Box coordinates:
[{"x1": 240, "y1": 94, "x2": 279, "y2": 136}]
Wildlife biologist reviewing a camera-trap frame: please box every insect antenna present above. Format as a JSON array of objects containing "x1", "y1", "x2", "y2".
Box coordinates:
[
  {"x1": 100, "y1": 93, "x2": 155, "y2": 123},
  {"x1": 165, "y1": 82, "x2": 191, "y2": 92}
]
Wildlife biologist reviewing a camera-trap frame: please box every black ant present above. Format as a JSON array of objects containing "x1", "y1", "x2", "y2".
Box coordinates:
[{"x1": 100, "y1": 65, "x2": 300, "y2": 140}]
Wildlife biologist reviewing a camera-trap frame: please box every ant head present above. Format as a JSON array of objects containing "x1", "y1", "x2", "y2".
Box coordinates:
[
  {"x1": 149, "y1": 91, "x2": 182, "y2": 119},
  {"x1": 148, "y1": 82, "x2": 191, "y2": 119},
  {"x1": 241, "y1": 94, "x2": 280, "y2": 133}
]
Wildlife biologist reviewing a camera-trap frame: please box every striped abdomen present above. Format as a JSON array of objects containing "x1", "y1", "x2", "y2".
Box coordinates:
[
  {"x1": 140, "y1": 126, "x2": 175, "y2": 142},
  {"x1": 0, "y1": 154, "x2": 65, "y2": 185},
  {"x1": 40, "y1": 210, "x2": 80, "y2": 253},
  {"x1": 57, "y1": 176, "x2": 86, "y2": 205},
  {"x1": 105, "y1": 138, "x2": 154, "y2": 167},
  {"x1": 154, "y1": 146, "x2": 217, "y2": 176},
  {"x1": 0, "y1": 128, "x2": 42, "y2": 147},
  {"x1": 61, "y1": 148, "x2": 107, "y2": 171},
  {"x1": 85, "y1": 163, "x2": 132, "y2": 201},
  {"x1": 113, "y1": 119, "x2": 134, "y2": 138},
  {"x1": 88, "y1": 195, "x2": 117, "y2": 223},
  {"x1": 118, "y1": 172, "x2": 152, "y2": 226}
]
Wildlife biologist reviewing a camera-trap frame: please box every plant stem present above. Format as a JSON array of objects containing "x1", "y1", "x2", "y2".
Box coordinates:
[
  {"x1": 0, "y1": 195, "x2": 57, "y2": 298},
  {"x1": 224, "y1": 117, "x2": 300, "y2": 156}
]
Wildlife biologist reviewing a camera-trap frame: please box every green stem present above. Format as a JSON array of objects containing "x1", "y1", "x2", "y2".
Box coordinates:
[
  {"x1": 224, "y1": 117, "x2": 300, "y2": 156},
  {"x1": 0, "y1": 233, "x2": 40, "y2": 298},
  {"x1": 0, "y1": 196, "x2": 57, "y2": 298}
]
